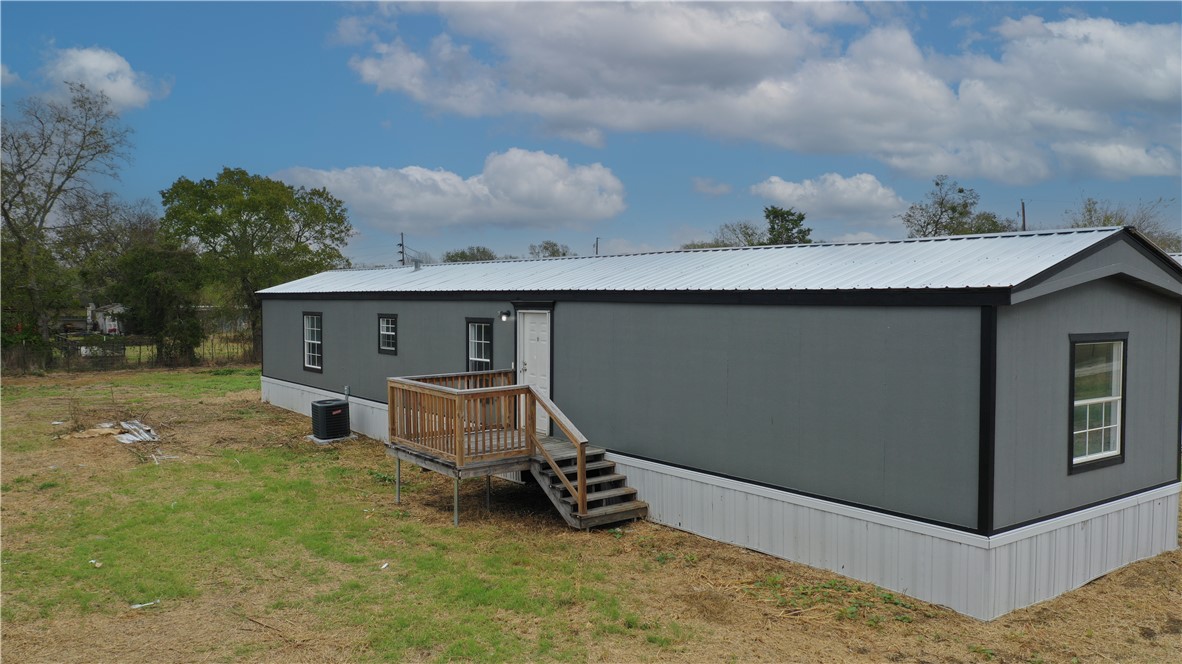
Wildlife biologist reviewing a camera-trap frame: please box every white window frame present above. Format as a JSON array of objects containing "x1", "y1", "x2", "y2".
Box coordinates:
[
  {"x1": 303, "y1": 312, "x2": 322, "y2": 371},
  {"x1": 378, "y1": 314, "x2": 398, "y2": 355},
  {"x1": 1070, "y1": 336, "x2": 1126, "y2": 469},
  {"x1": 466, "y1": 319, "x2": 492, "y2": 372}
]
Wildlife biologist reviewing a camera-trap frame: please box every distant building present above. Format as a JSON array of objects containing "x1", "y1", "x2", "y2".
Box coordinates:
[{"x1": 86, "y1": 303, "x2": 125, "y2": 335}]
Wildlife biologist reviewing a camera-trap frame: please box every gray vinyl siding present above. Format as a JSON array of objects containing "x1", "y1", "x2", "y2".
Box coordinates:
[
  {"x1": 552, "y1": 302, "x2": 982, "y2": 528},
  {"x1": 262, "y1": 298, "x2": 515, "y2": 403},
  {"x1": 993, "y1": 277, "x2": 1182, "y2": 529}
]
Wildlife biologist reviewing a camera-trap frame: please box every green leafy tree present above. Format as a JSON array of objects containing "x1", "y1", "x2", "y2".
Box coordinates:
[
  {"x1": 160, "y1": 167, "x2": 353, "y2": 359},
  {"x1": 680, "y1": 221, "x2": 767, "y2": 249},
  {"x1": 529, "y1": 240, "x2": 575, "y2": 258},
  {"x1": 963, "y1": 210, "x2": 1019, "y2": 235},
  {"x1": 899, "y1": 175, "x2": 1017, "y2": 237},
  {"x1": 55, "y1": 194, "x2": 160, "y2": 306},
  {"x1": 1065, "y1": 196, "x2": 1180, "y2": 252},
  {"x1": 681, "y1": 208, "x2": 813, "y2": 249},
  {"x1": 442, "y1": 245, "x2": 499, "y2": 262},
  {"x1": 764, "y1": 206, "x2": 812, "y2": 245},
  {"x1": 0, "y1": 236, "x2": 76, "y2": 347},
  {"x1": 1, "y1": 83, "x2": 132, "y2": 341},
  {"x1": 109, "y1": 242, "x2": 204, "y2": 366}
]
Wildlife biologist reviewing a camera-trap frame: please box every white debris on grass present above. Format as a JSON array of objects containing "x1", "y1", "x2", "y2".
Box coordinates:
[{"x1": 115, "y1": 421, "x2": 158, "y2": 444}]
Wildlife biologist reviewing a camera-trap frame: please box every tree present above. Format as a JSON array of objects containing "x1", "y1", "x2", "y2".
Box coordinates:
[
  {"x1": 680, "y1": 207, "x2": 814, "y2": 249},
  {"x1": 529, "y1": 240, "x2": 575, "y2": 258},
  {"x1": 680, "y1": 221, "x2": 767, "y2": 249},
  {"x1": 0, "y1": 234, "x2": 76, "y2": 345},
  {"x1": 1, "y1": 83, "x2": 133, "y2": 341},
  {"x1": 898, "y1": 175, "x2": 1017, "y2": 237},
  {"x1": 1065, "y1": 196, "x2": 1181, "y2": 252},
  {"x1": 109, "y1": 242, "x2": 204, "y2": 366},
  {"x1": 55, "y1": 194, "x2": 160, "y2": 305},
  {"x1": 764, "y1": 206, "x2": 812, "y2": 245},
  {"x1": 963, "y1": 210, "x2": 1018, "y2": 235},
  {"x1": 160, "y1": 167, "x2": 353, "y2": 359},
  {"x1": 442, "y1": 245, "x2": 499, "y2": 262}
]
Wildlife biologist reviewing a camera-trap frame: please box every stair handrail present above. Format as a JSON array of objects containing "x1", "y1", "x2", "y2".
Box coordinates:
[{"x1": 528, "y1": 386, "x2": 589, "y2": 516}]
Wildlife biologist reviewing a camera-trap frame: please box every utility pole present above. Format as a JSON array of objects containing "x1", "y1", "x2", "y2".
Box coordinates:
[
  {"x1": 1021, "y1": 200, "x2": 1027, "y2": 231},
  {"x1": 399, "y1": 232, "x2": 406, "y2": 266}
]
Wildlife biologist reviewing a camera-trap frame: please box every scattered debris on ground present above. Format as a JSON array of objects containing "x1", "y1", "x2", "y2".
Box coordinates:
[
  {"x1": 114, "y1": 421, "x2": 159, "y2": 444},
  {"x1": 64, "y1": 420, "x2": 159, "y2": 444}
]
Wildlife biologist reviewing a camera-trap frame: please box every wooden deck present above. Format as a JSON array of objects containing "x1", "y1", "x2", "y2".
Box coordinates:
[
  {"x1": 385, "y1": 370, "x2": 647, "y2": 528},
  {"x1": 383, "y1": 434, "x2": 578, "y2": 479}
]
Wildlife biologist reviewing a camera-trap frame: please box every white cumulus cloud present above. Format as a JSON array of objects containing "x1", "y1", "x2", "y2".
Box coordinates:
[
  {"x1": 829, "y1": 231, "x2": 891, "y2": 244},
  {"x1": 42, "y1": 47, "x2": 166, "y2": 110},
  {"x1": 341, "y1": 5, "x2": 1180, "y2": 183},
  {"x1": 692, "y1": 177, "x2": 732, "y2": 196},
  {"x1": 751, "y1": 173, "x2": 906, "y2": 222},
  {"x1": 276, "y1": 148, "x2": 625, "y2": 234},
  {"x1": 1051, "y1": 140, "x2": 1179, "y2": 179},
  {"x1": 1, "y1": 64, "x2": 20, "y2": 86}
]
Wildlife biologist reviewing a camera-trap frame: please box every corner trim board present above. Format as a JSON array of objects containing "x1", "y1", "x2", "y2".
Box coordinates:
[{"x1": 978, "y1": 305, "x2": 997, "y2": 535}]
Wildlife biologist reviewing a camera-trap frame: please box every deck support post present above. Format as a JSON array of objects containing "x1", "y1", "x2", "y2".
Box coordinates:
[
  {"x1": 453, "y1": 477, "x2": 460, "y2": 526},
  {"x1": 485, "y1": 476, "x2": 491, "y2": 509},
  {"x1": 395, "y1": 458, "x2": 401, "y2": 504}
]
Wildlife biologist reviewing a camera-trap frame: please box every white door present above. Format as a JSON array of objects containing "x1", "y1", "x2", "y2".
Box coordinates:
[{"x1": 516, "y1": 310, "x2": 551, "y2": 434}]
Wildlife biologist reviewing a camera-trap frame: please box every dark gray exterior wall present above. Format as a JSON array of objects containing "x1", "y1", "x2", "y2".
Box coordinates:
[
  {"x1": 551, "y1": 302, "x2": 983, "y2": 528},
  {"x1": 261, "y1": 298, "x2": 515, "y2": 403},
  {"x1": 993, "y1": 277, "x2": 1181, "y2": 529}
]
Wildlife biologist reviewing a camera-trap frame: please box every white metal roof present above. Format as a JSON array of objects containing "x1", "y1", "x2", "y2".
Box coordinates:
[{"x1": 259, "y1": 227, "x2": 1128, "y2": 295}]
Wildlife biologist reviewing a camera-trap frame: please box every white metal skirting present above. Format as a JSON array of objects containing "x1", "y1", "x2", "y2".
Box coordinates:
[
  {"x1": 607, "y1": 453, "x2": 1180, "y2": 620},
  {"x1": 261, "y1": 376, "x2": 389, "y2": 441},
  {"x1": 259, "y1": 376, "x2": 1178, "y2": 619}
]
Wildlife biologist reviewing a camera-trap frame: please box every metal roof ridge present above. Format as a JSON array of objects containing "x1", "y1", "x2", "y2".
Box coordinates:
[{"x1": 325, "y1": 227, "x2": 1127, "y2": 274}]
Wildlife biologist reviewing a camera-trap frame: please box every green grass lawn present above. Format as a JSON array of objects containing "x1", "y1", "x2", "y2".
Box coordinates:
[
  {"x1": 3, "y1": 368, "x2": 1177, "y2": 663},
  {"x1": 0, "y1": 368, "x2": 683, "y2": 662}
]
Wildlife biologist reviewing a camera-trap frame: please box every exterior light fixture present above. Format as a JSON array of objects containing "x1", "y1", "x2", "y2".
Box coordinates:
[{"x1": 500, "y1": 310, "x2": 511, "y2": 322}]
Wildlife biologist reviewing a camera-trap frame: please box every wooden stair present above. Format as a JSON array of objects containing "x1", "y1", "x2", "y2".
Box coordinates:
[{"x1": 530, "y1": 443, "x2": 648, "y2": 529}]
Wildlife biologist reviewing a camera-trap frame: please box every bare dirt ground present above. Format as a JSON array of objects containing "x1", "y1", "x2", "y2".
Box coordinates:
[{"x1": 2, "y1": 368, "x2": 1180, "y2": 663}]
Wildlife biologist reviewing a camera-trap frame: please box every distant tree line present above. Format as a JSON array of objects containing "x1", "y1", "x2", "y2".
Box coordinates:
[
  {"x1": 898, "y1": 174, "x2": 1179, "y2": 251},
  {"x1": 681, "y1": 205, "x2": 813, "y2": 249},
  {"x1": 2, "y1": 83, "x2": 353, "y2": 366},
  {"x1": 440, "y1": 239, "x2": 576, "y2": 263},
  {"x1": 676, "y1": 177, "x2": 1177, "y2": 252}
]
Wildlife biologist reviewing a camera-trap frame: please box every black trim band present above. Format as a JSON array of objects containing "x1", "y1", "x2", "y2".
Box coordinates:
[
  {"x1": 602, "y1": 449, "x2": 1180, "y2": 538},
  {"x1": 978, "y1": 306, "x2": 997, "y2": 535},
  {"x1": 261, "y1": 288, "x2": 1010, "y2": 307},
  {"x1": 990, "y1": 480, "x2": 1179, "y2": 534}
]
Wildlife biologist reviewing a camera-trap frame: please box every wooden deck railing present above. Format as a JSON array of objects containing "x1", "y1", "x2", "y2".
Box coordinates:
[{"x1": 387, "y1": 370, "x2": 588, "y2": 515}]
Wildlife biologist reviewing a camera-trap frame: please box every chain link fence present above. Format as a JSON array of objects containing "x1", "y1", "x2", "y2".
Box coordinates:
[{"x1": 1, "y1": 333, "x2": 255, "y2": 374}]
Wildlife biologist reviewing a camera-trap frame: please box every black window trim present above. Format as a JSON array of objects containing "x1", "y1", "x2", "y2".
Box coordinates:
[
  {"x1": 377, "y1": 313, "x2": 398, "y2": 356},
  {"x1": 1067, "y1": 331, "x2": 1128, "y2": 475},
  {"x1": 302, "y1": 311, "x2": 323, "y2": 374},
  {"x1": 465, "y1": 317, "x2": 493, "y2": 372}
]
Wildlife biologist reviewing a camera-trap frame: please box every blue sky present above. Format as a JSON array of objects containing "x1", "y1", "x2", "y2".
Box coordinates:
[{"x1": 3, "y1": 1, "x2": 1179, "y2": 265}]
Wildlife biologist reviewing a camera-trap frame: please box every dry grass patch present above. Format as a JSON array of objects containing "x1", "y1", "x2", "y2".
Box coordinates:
[{"x1": 2, "y1": 367, "x2": 1179, "y2": 663}]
